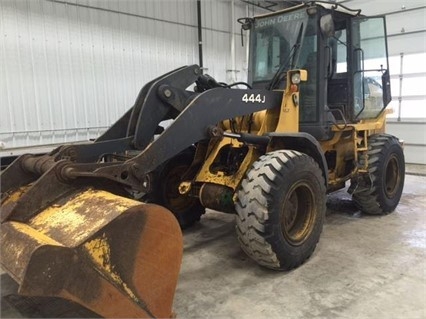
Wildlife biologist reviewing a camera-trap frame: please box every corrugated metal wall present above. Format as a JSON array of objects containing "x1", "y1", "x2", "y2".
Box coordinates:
[
  {"x1": 1, "y1": 0, "x2": 425, "y2": 163},
  {"x1": 0, "y1": 0, "x2": 258, "y2": 152}
]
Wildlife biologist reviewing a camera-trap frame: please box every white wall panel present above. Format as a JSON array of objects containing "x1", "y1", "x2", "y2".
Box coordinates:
[
  {"x1": 387, "y1": 121, "x2": 426, "y2": 164},
  {"x1": 341, "y1": 0, "x2": 426, "y2": 16},
  {"x1": 388, "y1": 32, "x2": 426, "y2": 56},
  {"x1": 386, "y1": 8, "x2": 426, "y2": 35},
  {"x1": 201, "y1": 1, "x2": 263, "y2": 84},
  {"x1": 0, "y1": 0, "x2": 265, "y2": 151},
  {"x1": 0, "y1": 0, "x2": 201, "y2": 149}
]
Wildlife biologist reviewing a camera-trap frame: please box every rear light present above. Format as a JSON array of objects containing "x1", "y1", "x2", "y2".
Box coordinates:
[{"x1": 290, "y1": 84, "x2": 299, "y2": 92}]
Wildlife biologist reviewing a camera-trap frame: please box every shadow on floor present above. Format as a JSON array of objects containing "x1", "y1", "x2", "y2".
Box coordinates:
[{"x1": 1, "y1": 274, "x2": 99, "y2": 318}]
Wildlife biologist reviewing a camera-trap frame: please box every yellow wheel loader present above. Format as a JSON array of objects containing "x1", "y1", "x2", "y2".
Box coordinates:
[{"x1": 1, "y1": 2, "x2": 405, "y2": 318}]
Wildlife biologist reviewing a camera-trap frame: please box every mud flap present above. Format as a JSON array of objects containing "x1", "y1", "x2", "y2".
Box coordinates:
[{"x1": 1, "y1": 189, "x2": 183, "y2": 318}]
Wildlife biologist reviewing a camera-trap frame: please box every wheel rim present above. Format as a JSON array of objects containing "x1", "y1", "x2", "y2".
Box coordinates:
[
  {"x1": 384, "y1": 154, "x2": 401, "y2": 198},
  {"x1": 162, "y1": 165, "x2": 195, "y2": 213},
  {"x1": 280, "y1": 182, "x2": 316, "y2": 245}
]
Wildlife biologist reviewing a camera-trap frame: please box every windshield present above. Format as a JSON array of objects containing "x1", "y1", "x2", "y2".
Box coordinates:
[{"x1": 250, "y1": 8, "x2": 310, "y2": 85}]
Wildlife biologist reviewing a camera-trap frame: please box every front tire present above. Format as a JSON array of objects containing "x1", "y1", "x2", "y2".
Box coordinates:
[
  {"x1": 145, "y1": 148, "x2": 205, "y2": 228},
  {"x1": 352, "y1": 134, "x2": 405, "y2": 215},
  {"x1": 235, "y1": 150, "x2": 326, "y2": 271}
]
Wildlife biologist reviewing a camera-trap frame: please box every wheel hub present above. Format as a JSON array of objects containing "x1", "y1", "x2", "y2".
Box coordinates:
[
  {"x1": 385, "y1": 155, "x2": 401, "y2": 198},
  {"x1": 281, "y1": 182, "x2": 316, "y2": 245}
]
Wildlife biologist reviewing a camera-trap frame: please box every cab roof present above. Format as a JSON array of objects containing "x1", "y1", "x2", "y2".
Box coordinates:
[{"x1": 254, "y1": 1, "x2": 362, "y2": 19}]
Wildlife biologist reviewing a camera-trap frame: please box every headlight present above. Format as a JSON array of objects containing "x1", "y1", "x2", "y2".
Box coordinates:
[{"x1": 291, "y1": 72, "x2": 301, "y2": 84}]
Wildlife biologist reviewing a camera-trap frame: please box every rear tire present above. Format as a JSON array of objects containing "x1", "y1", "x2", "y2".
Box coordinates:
[
  {"x1": 235, "y1": 150, "x2": 326, "y2": 271},
  {"x1": 352, "y1": 134, "x2": 405, "y2": 215},
  {"x1": 145, "y1": 148, "x2": 205, "y2": 229}
]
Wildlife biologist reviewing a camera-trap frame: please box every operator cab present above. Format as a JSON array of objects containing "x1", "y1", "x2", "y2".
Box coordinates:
[{"x1": 245, "y1": 2, "x2": 391, "y2": 140}]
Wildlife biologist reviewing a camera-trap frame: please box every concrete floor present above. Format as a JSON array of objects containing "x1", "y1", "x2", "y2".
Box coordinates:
[{"x1": 1, "y1": 172, "x2": 425, "y2": 318}]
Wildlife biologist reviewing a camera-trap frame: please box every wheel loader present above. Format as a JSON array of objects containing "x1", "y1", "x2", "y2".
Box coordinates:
[{"x1": 0, "y1": 2, "x2": 405, "y2": 318}]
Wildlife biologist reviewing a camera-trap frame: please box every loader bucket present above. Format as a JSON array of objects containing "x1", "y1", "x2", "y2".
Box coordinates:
[{"x1": 1, "y1": 188, "x2": 183, "y2": 318}]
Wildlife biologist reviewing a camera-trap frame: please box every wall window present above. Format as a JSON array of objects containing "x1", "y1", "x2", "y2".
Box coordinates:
[{"x1": 387, "y1": 52, "x2": 426, "y2": 120}]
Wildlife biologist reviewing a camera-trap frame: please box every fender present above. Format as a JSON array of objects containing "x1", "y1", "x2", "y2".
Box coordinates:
[{"x1": 267, "y1": 132, "x2": 329, "y2": 186}]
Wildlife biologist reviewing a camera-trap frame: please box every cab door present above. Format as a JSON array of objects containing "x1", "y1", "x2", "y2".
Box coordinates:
[{"x1": 351, "y1": 16, "x2": 391, "y2": 119}]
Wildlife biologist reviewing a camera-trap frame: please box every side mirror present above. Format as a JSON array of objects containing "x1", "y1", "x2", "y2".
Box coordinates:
[
  {"x1": 237, "y1": 18, "x2": 254, "y2": 47},
  {"x1": 237, "y1": 18, "x2": 253, "y2": 31},
  {"x1": 382, "y1": 69, "x2": 392, "y2": 107},
  {"x1": 320, "y1": 14, "x2": 335, "y2": 38}
]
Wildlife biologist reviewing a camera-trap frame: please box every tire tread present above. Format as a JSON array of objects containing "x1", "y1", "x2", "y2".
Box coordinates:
[{"x1": 353, "y1": 134, "x2": 405, "y2": 215}]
